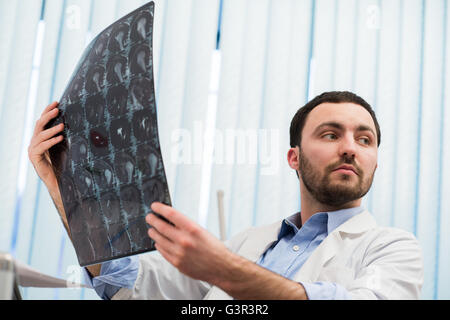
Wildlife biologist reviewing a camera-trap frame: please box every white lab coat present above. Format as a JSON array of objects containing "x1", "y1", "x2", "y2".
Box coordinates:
[{"x1": 112, "y1": 210, "x2": 424, "y2": 300}]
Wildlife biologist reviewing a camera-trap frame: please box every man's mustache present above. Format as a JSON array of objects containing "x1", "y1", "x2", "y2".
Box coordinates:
[{"x1": 325, "y1": 157, "x2": 363, "y2": 177}]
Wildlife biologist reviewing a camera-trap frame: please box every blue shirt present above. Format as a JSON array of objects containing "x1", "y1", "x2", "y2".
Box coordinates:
[{"x1": 84, "y1": 206, "x2": 364, "y2": 300}]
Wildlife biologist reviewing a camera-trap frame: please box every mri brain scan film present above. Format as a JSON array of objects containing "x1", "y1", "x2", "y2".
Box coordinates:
[{"x1": 46, "y1": 2, "x2": 171, "y2": 266}]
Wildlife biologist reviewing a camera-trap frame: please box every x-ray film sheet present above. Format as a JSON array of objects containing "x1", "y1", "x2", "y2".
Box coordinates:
[{"x1": 47, "y1": 1, "x2": 171, "y2": 266}]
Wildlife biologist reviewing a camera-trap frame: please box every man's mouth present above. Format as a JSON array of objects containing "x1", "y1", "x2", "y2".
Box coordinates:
[{"x1": 332, "y1": 165, "x2": 358, "y2": 175}]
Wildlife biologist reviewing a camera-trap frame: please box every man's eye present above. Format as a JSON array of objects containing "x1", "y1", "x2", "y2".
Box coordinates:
[
  {"x1": 359, "y1": 137, "x2": 370, "y2": 145},
  {"x1": 323, "y1": 133, "x2": 337, "y2": 140}
]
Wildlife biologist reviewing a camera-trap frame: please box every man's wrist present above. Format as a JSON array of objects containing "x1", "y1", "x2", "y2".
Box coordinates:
[
  {"x1": 212, "y1": 251, "x2": 308, "y2": 300},
  {"x1": 211, "y1": 251, "x2": 249, "y2": 292}
]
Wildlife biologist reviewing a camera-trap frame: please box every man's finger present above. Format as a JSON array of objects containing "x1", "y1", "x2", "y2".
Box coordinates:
[
  {"x1": 150, "y1": 202, "x2": 192, "y2": 228},
  {"x1": 32, "y1": 135, "x2": 64, "y2": 156},
  {"x1": 146, "y1": 213, "x2": 180, "y2": 241},
  {"x1": 147, "y1": 227, "x2": 176, "y2": 252},
  {"x1": 41, "y1": 101, "x2": 59, "y2": 117},
  {"x1": 40, "y1": 123, "x2": 65, "y2": 140},
  {"x1": 34, "y1": 107, "x2": 60, "y2": 135},
  {"x1": 34, "y1": 123, "x2": 65, "y2": 147}
]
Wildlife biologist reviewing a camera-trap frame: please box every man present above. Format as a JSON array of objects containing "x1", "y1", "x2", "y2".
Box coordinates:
[{"x1": 28, "y1": 91, "x2": 423, "y2": 300}]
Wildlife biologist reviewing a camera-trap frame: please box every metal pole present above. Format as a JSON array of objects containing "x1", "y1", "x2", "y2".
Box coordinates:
[{"x1": 217, "y1": 190, "x2": 226, "y2": 241}]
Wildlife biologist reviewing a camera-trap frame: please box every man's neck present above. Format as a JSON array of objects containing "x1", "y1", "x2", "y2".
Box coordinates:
[{"x1": 299, "y1": 190, "x2": 362, "y2": 226}]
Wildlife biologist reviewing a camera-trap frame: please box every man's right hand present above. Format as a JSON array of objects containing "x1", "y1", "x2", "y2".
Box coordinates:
[{"x1": 28, "y1": 101, "x2": 64, "y2": 192}]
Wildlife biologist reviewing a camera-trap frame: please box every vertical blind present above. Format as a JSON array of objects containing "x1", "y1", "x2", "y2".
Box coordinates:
[{"x1": 0, "y1": 0, "x2": 448, "y2": 299}]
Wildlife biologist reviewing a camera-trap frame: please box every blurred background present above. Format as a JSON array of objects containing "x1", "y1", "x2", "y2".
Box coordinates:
[{"x1": 0, "y1": 0, "x2": 449, "y2": 299}]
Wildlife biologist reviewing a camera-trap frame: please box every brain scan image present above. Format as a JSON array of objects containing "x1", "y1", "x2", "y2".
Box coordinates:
[
  {"x1": 120, "y1": 184, "x2": 142, "y2": 217},
  {"x1": 86, "y1": 94, "x2": 106, "y2": 125},
  {"x1": 127, "y1": 218, "x2": 154, "y2": 250},
  {"x1": 136, "y1": 144, "x2": 160, "y2": 177},
  {"x1": 129, "y1": 77, "x2": 152, "y2": 111},
  {"x1": 46, "y1": 2, "x2": 171, "y2": 266},
  {"x1": 106, "y1": 84, "x2": 129, "y2": 117},
  {"x1": 108, "y1": 223, "x2": 132, "y2": 255},
  {"x1": 65, "y1": 102, "x2": 84, "y2": 132},
  {"x1": 114, "y1": 151, "x2": 136, "y2": 185},
  {"x1": 89, "y1": 32, "x2": 109, "y2": 62},
  {"x1": 91, "y1": 159, "x2": 116, "y2": 191},
  {"x1": 85, "y1": 65, "x2": 106, "y2": 95},
  {"x1": 89, "y1": 126, "x2": 110, "y2": 158},
  {"x1": 133, "y1": 109, "x2": 154, "y2": 142},
  {"x1": 69, "y1": 136, "x2": 89, "y2": 165},
  {"x1": 129, "y1": 44, "x2": 150, "y2": 76},
  {"x1": 108, "y1": 23, "x2": 130, "y2": 53},
  {"x1": 106, "y1": 55, "x2": 128, "y2": 86},
  {"x1": 82, "y1": 197, "x2": 104, "y2": 227},
  {"x1": 68, "y1": 75, "x2": 85, "y2": 103},
  {"x1": 73, "y1": 166, "x2": 96, "y2": 198},
  {"x1": 89, "y1": 227, "x2": 112, "y2": 260},
  {"x1": 100, "y1": 190, "x2": 122, "y2": 224},
  {"x1": 110, "y1": 117, "x2": 132, "y2": 150},
  {"x1": 130, "y1": 11, "x2": 152, "y2": 42},
  {"x1": 142, "y1": 178, "x2": 165, "y2": 211}
]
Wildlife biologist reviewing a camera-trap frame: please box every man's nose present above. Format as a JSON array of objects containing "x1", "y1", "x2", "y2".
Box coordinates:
[{"x1": 338, "y1": 134, "x2": 357, "y2": 159}]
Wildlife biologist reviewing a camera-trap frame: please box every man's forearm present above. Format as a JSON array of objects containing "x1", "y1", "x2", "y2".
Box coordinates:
[{"x1": 214, "y1": 252, "x2": 308, "y2": 300}]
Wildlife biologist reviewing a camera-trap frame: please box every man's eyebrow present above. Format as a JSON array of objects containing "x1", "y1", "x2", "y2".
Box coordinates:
[
  {"x1": 313, "y1": 122, "x2": 376, "y2": 137},
  {"x1": 313, "y1": 122, "x2": 344, "y2": 135},
  {"x1": 355, "y1": 124, "x2": 376, "y2": 137}
]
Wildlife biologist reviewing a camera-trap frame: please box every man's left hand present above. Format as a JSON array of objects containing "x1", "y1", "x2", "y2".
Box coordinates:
[{"x1": 146, "y1": 202, "x2": 233, "y2": 285}]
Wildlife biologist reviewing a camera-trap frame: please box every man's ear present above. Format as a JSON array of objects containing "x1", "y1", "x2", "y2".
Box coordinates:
[{"x1": 287, "y1": 147, "x2": 300, "y2": 174}]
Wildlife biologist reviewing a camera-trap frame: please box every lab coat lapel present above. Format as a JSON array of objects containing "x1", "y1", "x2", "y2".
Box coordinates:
[
  {"x1": 237, "y1": 220, "x2": 282, "y2": 262},
  {"x1": 293, "y1": 232, "x2": 342, "y2": 283},
  {"x1": 292, "y1": 210, "x2": 376, "y2": 282}
]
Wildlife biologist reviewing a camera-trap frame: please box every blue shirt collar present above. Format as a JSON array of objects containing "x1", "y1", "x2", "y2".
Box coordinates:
[{"x1": 280, "y1": 206, "x2": 365, "y2": 239}]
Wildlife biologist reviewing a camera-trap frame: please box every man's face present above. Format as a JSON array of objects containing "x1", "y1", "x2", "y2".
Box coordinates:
[{"x1": 294, "y1": 102, "x2": 378, "y2": 207}]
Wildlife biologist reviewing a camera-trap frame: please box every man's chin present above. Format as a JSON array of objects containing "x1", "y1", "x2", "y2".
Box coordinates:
[
  {"x1": 323, "y1": 182, "x2": 363, "y2": 197},
  {"x1": 330, "y1": 171, "x2": 359, "y2": 180},
  {"x1": 328, "y1": 178, "x2": 360, "y2": 189}
]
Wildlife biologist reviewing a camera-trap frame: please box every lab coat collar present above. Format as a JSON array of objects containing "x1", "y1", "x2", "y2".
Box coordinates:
[
  {"x1": 326, "y1": 206, "x2": 365, "y2": 235},
  {"x1": 334, "y1": 209, "x2": 377, "y2": 235}
]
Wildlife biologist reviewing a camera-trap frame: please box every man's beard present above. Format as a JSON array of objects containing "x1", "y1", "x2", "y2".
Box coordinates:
[{"x1": 298, "y1": 150, "x2": 376, "y2": 207}]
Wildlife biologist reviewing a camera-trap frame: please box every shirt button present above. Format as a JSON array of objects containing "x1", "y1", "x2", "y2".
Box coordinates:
[{"x1": 293, "y1": 245, "x2": 300, "y2": 252}]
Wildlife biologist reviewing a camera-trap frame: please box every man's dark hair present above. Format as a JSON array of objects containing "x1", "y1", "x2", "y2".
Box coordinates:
[{"x1": 289, "y1": 91, "x2": 381, "y2": 148}]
